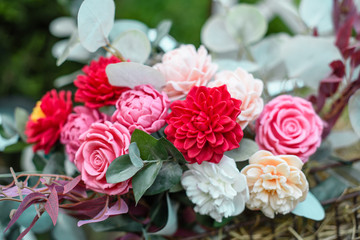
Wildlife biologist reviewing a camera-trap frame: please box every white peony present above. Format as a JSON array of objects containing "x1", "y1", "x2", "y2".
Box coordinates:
[
  {"x1": 181, "y1": 155, "x2": 249, "y2": 222},
  {"x1": 208, "y1": 67, "x2": 264, "y2": 129},
  {"x1": 241, "y1": 150, "x2": 309, "y2": 218}
]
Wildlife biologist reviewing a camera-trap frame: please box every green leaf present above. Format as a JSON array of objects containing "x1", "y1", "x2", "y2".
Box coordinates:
[
  {"x1": 106, "y1": 154, "x2": 141, "y2": 184},
  {"x1": 132, "y1": 161, "x2": 163, "y2": 204},
  {"x1": 43, "y1": 152, "x2": 65, "y2": 174},
  {"x1": 225, "y1": 4, "x2": 267, "y2": 45},
  {"x1": 213, "y1": 216, "x2": 233, "y2": 227},
  {"x1": 311, "y1": 175, "x2": 349, "y2": 202},
  {"x1": 131, "y1": 129, "x2": 168, "y2": 160},
  {"x1": 33, "y1": 154, "x2": 47, "y2": 171},
  {"x1": 225, "y1": 138, "x2": 259, "y2": 162},
  {"x1": 90, "y1": 214, "x2": 142, "y2": 232},
  {"x1": 52, "y1": 213, "x2": 86, "y2": 240},
  {"x1": 153, "y1": 20, "x2": 172, "y2": 48},
  {"x1": 149, "y1": 194, "x2": 178, "y2": 236},
  {"x1": 14, "y1": 107, "x2": 28, "y2": 142},
  {"x1": 158, "y1": 137, "x2": 186, "y2": 164},
  {"x1": 292, "y1": 191, "x2": 325, "y2": 221},
  {"x1": 3, "y1": 141, "x2": 28, "y2": 153},
  {"x1": 129, "y1": 142, "x2": 144, "y2": 168},
  {"x1": 349, "y1": 89, "x2": 360, "y2": 138},
  {"x1": 17, "y1": 207, "x2": 53, "y2": 233},
  {"x1": 145, "y1": 162, "x2": 182, "y2": 195},
  {"x1": 0, "y1": 114, "x2": 17, "y2": 139}
]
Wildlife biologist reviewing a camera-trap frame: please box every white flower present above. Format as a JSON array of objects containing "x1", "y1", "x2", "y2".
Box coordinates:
[
  {"x1": 208, "y1": 67, "x2": 264, "y2": 129},
  {"x1": 241, "y1": 150, "x2": 309, "y2": 218},
  {"x1": 181, "y1": 155, "x2": 249, "y2": 222}
]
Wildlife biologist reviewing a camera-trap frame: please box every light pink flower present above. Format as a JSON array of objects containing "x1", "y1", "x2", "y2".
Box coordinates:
[
  {"x1": 154, "y1": 44, "x2": 217, "y2": 101},
  {"x1": 75, "y1": 121, "x2": 131, "y2": 195},
  {"x1": 111, "y1": 85, "x2": 170, "y2": 134},
  {"x1": 255, "y1": 95, "x2": 323, "y2": 162},
  {"x1": 241, "y1": 150, "x2": 309, "y2": 218},
  {"x1": 61, "y1": 106, "x2": 109, "y2": 162},
  {"x1": 208, "y1": 68, "x2": 264, "y2": 129}
]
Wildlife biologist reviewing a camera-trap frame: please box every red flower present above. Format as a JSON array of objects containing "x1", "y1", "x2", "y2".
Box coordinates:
[
  {"x1": 74, "y1": 56, "x2": 130, "y2": 108},
  {"x1": 25, "y1": 90, "x2": 72, "y2": 154},
  {"x1": 165, "y1": 85, "x2": 243, "y2": 164}
]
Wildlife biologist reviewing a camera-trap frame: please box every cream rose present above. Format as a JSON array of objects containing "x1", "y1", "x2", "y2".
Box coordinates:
[
  {"x1": 181, "y1": 155, "x2": 249, "y2": 222},
  {"x1": 241, "y1": 150, "x2": 308, "y2": 218},
  {"x1": 208, "y1": 68, "x2": 264, "y2": 129}
]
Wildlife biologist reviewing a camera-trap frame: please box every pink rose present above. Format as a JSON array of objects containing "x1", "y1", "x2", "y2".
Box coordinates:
[
  {"x1": 208, "y1": 68, "x2": 264, "y2": 129},
  {"x1": 75, "y1": 121, "x2": 131, "y2": 195},
  {"x1": 154, "y1": 44, "x2": 218, "y2": 101},
  {"x1": 255, "y1": 95, "x2": 323, "y2": 162},
  {"x1": 111, "y1": 85, "x2": 170, "y2": 134},
  {"x1": 60, "y1": 106, "x2": 109, "y2": 162}
]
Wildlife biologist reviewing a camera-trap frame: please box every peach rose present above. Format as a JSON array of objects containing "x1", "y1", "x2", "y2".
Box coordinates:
[
  {"x1": 208, "y1": 68, "x2": 264, "y2": 129},
  {"x1": 153, "y1": 44, "x2": 217, "y2": 101},
  {"x1": 255, "y1": 95, "x2": 323, "y2": 162},
  {"x1": 241, "y1": 150, "x2": 309, "y2": 218}
]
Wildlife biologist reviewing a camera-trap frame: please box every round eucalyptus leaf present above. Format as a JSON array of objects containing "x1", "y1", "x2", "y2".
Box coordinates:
[
  {"x1": 49, "y1": 17, "x2": 76, "y2": 38},
  {"x1": 17, "y1": 208, "x2": 53, "y2": 234},
  {"x1": 111, "y1": 30, "x2": 151, "y2": 63},
  {"x1": 109, "y1": 19, "x2": 149, "y2": 41},
  {"x1": 201, "y1": 15, "x2": 239, "y2": 53},
  {"x1": 349, "y1": 89, "x2": 360, "y2": 138},
  {"x1": 299, "y1": 0, "x2": 333, "y2": 34},
  {"x1": 225, "y1": 138, "x2": 259, "y2": 162},
  {"x1": 225, "y1": 4, "x2": 267, "y2": 45}
]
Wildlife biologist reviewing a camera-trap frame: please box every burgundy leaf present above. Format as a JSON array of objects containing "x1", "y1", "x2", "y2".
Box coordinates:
[
  {"x1": 336, "y1": 16, "x2": 355, "y2": 57},
  {"x1": 4, "y1": 192, "x2": 46, "y2": 232},
  {"x1": 116, "y1": 233, "x2": 142, "y2": 240},
  {"x1": 330, "y1": 60, "x2": 346, "y2": 78},
  {"x1": 16, "y1": 215, "x2": 40, "y2": 240},
  {"x1": 351, "y1": 49, "x2": 360, "y2": 68},
  {"x1": 63, "y1": 175, "x2": 81, "y2": 194},
  {"x1": 44, "y1": 187, "x2": 59, "y2": 225},
  {"x1": 333, "y1": 0, "x2": 357, "y2": 32}
]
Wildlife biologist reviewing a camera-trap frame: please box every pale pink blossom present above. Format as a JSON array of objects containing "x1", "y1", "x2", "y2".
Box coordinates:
[
  {"x1": 75, "y1": 121, "x2": 131, "y2": 196},
  {"x1": 60, "y1": 106, "x2": 109, "y2": 162},
  {"x1": 154, "y1": 44, "x2": 217, "y2": 101},
  {"x1": 255, "y1": 95, "x2": 323, "y2": 162},
  {"x1": 208, "y1": 68, "x2": 264, "y2": 129},
  {"x1": 111, "y1": 84, "x2": 170, "y2": 134},
  {"x1": 241, "y1": 150, "x2": 309, "y2": 218}
]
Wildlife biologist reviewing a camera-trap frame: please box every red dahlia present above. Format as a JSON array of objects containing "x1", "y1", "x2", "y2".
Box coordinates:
[
  {"x1": 25, "y1": 90, "x2": 72, "y2": 154},
  {"x1": 74, "y1": 56, "x2": 130, "y2": 108},
  {"x1": 165, "y1": 85, "x2": 243, "y2": 164}
]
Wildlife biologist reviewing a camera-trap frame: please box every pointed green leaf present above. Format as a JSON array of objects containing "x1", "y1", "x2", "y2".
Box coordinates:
[
  {"x1": 132, "y1": 161, "x2": 163, "y2": 204},
  {"x1": 145, "y1": 162, "x2": 182, "y2": 195},
  {"x1": 14, "y1": 107, "x2": 28, "y2": 142},
  {"x1": 158, "y1": 137, "x2": 186, "y2": 164},
  {"x1": 106, "y1": 154, "x2": 141, "y2": 183},
  {"x1": 225, "y1": 138, "x2": 259, "y2": 162},
  {"x1": 129, "y1": 142, "x2": 144, "y2": 168},
  {"x1": 131, "y1": 129, "x2": 168, "y2": 160}
]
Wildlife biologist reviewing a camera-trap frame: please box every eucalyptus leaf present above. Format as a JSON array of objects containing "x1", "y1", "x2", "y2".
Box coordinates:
[
  {"x1": 0, "y1": 114, "x2": 17, "y2": 138},
  {"x1": 213, "y1": 59, "x2": 259, "y2": 72},
  {"x1": 106, "y1": 62, "x2": 166, "y2": 92},
  {"x1": 17, "y1": 208, "x2": 53, "y2": 234},
  {"x1": 77, "y1": 0, "x2": 115, "y2": 52},
  {"x1": 54, "y1": 70, "x2": 82, "y2": 88},
  {"x1": 282, "y1": 36, "x2": 341, "y2": 89},
  {"x1": 145, "y1": 162, "x2": 182, "y2": 195},
  {"x1": 111, "y1": 30, "x2": 151, "y2": 63},
  {"x1": 52, "y1": 213, "x2": 86, "y2": 240},
  {"x1": 129, "y1": 142, "x2": 144, "y2": 168},
  {"x1": 327, "y1": 130, "x2": 359, "y2": 149},
  {"x1": 291, "y1": 191, "x2": 325, "y2": 221},
  {"x1": 109, "y1": 19, "x2": 149, "y2": 41},
  {"x1": 106, "y1": 154, "x2": 141, "y2": 184},
  {"x1": 131, "y1": 130, "x2": 168, "y2": 161},
  {"x1": 225, "y1": 4, "x2": 267, "y2": 45},
  {"x1": 299, "y1": 0, "x2": 333, "y2": 34},
  {"x1": 3, "y1": 141, "x2": 28, "y2": 153},
  {"x1": 201, "y1": 15, "x2": 239, "y2": 53},
  {"x1": 49, "y1": 17, "x2": 76, "y2": 38},
  {"x1": 149, "y1": 194, "x2": 178, "y2": 236},
  {"x1": 349, "y1": 89, "x2": 360, "y2": 137},
  {"x1": 14, "y1": 107, "x2": 28, "y2": 142},
  {"x1": 132, "y1": 161, "x2": 163, "y2": 204},
  {"x1": 225, "y1": 138, "x2": 259, "y2": 162},
  {"x1": 153, "y1": 20, "x2": 172, "y2": 48}
]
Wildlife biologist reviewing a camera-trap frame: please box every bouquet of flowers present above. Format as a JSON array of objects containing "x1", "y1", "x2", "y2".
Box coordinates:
[{"x1": 1, "y1": 0, "x2": 360, "y2": 239}]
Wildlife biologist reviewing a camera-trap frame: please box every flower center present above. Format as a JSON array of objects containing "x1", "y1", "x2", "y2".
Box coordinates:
[{"x1": 30, "y1": 101, "x2": 46, "y2": 122}]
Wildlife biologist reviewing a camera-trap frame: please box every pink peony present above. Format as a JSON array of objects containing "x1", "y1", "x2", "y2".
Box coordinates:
[
  {"x1": 208, "y1": 68, "x2": 264, "y2": 129},
  {"x1": 165, "y1": 85, "x2": 243, "y2": 164},
  {"x1": 75, "y1": 121, "x2": 131, "y2": 195},
  {"x1": 111, "y1": 85, "x2": 170, "y2": 134},
  {"x1": 255, "y1": 95, "x2": 323, "y2": 162},
  {"x1": 60, "y1": 106, "x2": 109, "y2": 162},
  {"x1": 153, "y1": 44, "x2": 218, "y2": 101}
]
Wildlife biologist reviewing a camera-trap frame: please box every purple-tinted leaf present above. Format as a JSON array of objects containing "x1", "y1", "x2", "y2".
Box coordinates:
[
  {"x1": 2, "y1": 186, "x2": 36, "y2": 198},
  {"x1": 351, "y1": 49, "x2": 360, "y2": 68},
  {"x1": 16, "y1": 215, "x2": 40, "y2": 240},
  {"x1": 4, "y1": 192, "x2": 46, "y2": 232},
  {"x1": 77, "y1": 204, "x2": 108, "y2": 227},
  {"x1": 335, "y1": 16, "x2": 355, "y2": 57},
  {"x1": 61, "y1": 195, "x2": 108, "y2": 219},
  {"x1": 63, "y1": 175, "x2": 81, "y2": 194},
  {"x1": 45, "y1": 187, "x2": 59, "y2": 225},
  {"x1": 333, "y1": 0, "x2": 357, "y2": 32},
  {"x1": 330, "y1": 60, "x2": 346, "y2": 78},
  {"x1": 116, "y1": 233, "x2": 142, "y2": 240}
]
